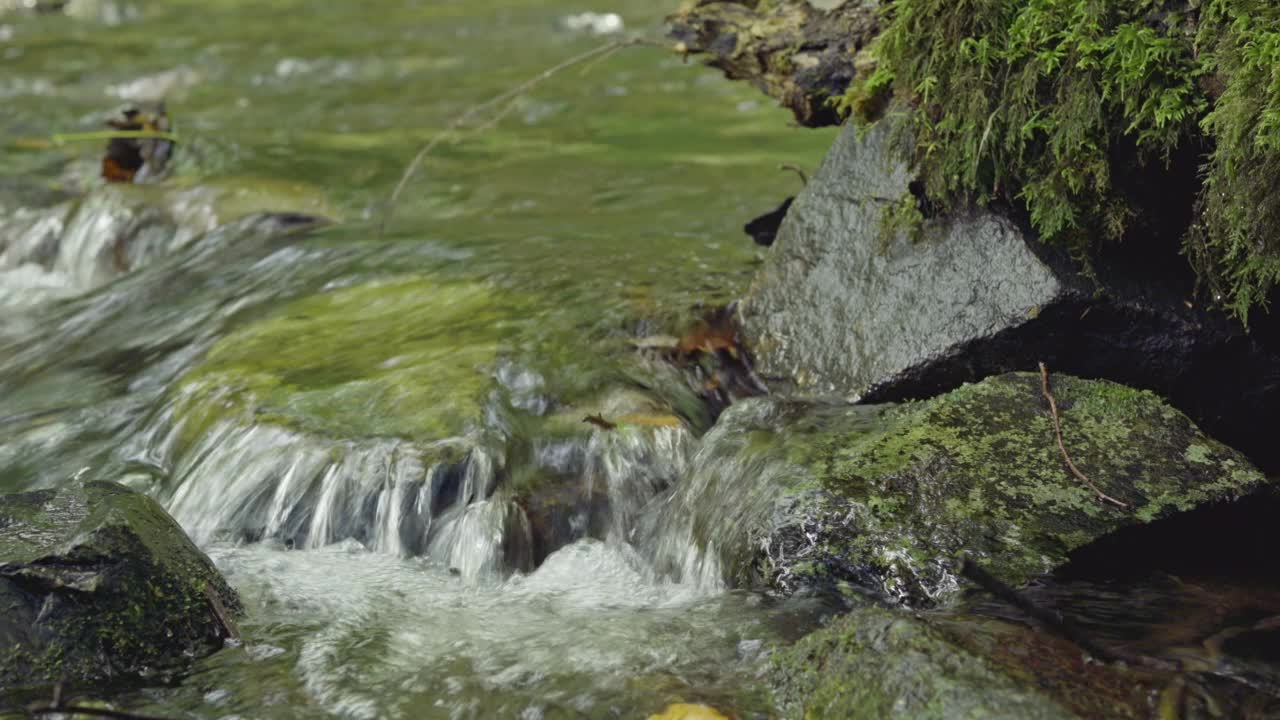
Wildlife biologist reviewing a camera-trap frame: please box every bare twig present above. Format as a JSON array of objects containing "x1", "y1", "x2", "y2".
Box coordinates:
[
  {"x1": 778, "y1": 163, "x2": 808, "y2": 186},
  {"x1": 204, "y1": 581, "x2": 240, "y2": 642},
  {"x1": 1038, "y1": 362, "x2": 1130, "y2": 509},
  {"x1": 379, "y1": 37, "x2": 673, "y2": 236},
  {"x1": 26, "y1": 705, "x2": 175, "y2": 720},
  {"x1": 583, "y1": 414, "x2": 618, "y2": 431},
  {"x1": 27, "y1": 682, "x2": 176, "y2": 720}
]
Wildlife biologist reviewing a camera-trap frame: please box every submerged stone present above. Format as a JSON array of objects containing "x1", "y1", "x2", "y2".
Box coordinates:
[
  {"x1": 0, "y1": 481, "x2": 240, "y2": 690},
  {"x1": 173, "y1": 275, "x2": 505, "y2": 443},
  {"x1": 664, "y1": 372, "x2": 1268, "y2": 606},
  {"x1": 767, "y1": 604, "x2": 1280, "y2": 719},
  {"x1": 739, "y1": 121, "x2": 1280, "y2": 472}
]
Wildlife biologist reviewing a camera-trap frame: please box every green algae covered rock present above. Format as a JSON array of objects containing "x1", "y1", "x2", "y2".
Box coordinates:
[
  {"x1": 675, "y1": 372, "x2": 1268, "y2": 605},
  {"x1": 0, "y1": 481, "x2": 240, "y2": 690},
  {"x1": 770, "y1": 607, "x2": 1076, "y2": 720},
  {"x1": 173, "y1": 275, "x2": 507, "y2": 445}
]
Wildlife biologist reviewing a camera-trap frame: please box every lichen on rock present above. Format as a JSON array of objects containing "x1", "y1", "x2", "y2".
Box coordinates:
[
  {"x1": 0, "y1": 481, "x2": 240, "y2": 691},
  {"x1": 666, "y1": 372, "x2": 1269, "y2": 606}
]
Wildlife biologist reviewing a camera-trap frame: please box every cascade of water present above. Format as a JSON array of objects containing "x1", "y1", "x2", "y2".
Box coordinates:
[
  {"x1": 642, "y1": 399, "x2": 802, "y2": 590},
  {"x1": 580, "y1": 424, "x2": 693, "y2": 543},
  {"x1": 0, "y1": 187, "x2": 217, "y2": 306},
  {"x1": 160, "y1": 419, "x2": 472, "y2": 552},
  {"x1": 143, "y1": 387, "x2": 712, "y2": 584}
]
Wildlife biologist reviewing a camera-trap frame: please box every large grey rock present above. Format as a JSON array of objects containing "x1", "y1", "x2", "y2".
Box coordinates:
[
  {"x1": 741, "y1": 123, "x2": 1062, "y2": 395},
  {"x1": 0, "y1": 481, "x2": 240, "y2": 690},
  {"x1": 740, "y1": 122, "x2": 1280, "y2": 471}
]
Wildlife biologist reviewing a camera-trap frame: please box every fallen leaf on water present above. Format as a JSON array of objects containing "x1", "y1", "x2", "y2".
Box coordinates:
[
  {"x1": 616, "y1": 412, "x2": 683, "y2": 428},
  {"x1": 629, "y1": 335, "x2": 680, "y2": 351}
]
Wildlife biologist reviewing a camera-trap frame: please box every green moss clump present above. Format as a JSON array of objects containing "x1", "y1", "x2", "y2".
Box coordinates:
[
  {"x1": 1190, "y1": 2, "x2": 1280, "y2": 319},
  {"x1": 768, "y1": 607, "x2": 1082, "y2": 719},
  {"x1": 846, "y1": 0, "x2": 1280, "y2": 321}
]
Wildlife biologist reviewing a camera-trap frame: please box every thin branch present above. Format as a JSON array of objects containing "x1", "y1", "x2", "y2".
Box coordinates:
[
  {"x1": 26, "y1": 705, "x2": 175, "y2": 720},
  {"x1": 778, "y1": 163, "x2": 808, "y2": 186},
  {"x1": 204, "y1": 581, "x2": 240, "y2": 642},
  {"x1": 1038, "y1": 362, "x2": 1130, "y2": 509},
  {"x1": 379, "y1": 37, "x2": 674, "y2": 236},
  {"x1": 50, "y1": 130, "x2": 181, "y2": 145}
]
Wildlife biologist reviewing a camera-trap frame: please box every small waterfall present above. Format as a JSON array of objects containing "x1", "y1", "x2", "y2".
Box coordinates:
[
  {"x1": 580, "y1": 424, "x2": 693, "y2": 543},
  {"x1": 160, "y1": 418, "x2": 482, "y2": 554},
  {"x1": 642, "y1": 398, "x2": 806, "y2": 589},
  {"x1": 139, "y1": 383, "x2": 709, "y2": 583}
]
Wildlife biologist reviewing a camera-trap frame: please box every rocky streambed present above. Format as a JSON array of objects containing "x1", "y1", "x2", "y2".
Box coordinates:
[{"x1": 2, "y1": 1, "x2": 1280, "y2": 719}]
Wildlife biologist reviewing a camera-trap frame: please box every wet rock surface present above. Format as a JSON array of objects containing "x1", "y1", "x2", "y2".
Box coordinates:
[
  {"x1": 669, "y1": 373, "x2": 1269, "y2": 606},
  {"x1": 768, "y1": 603, "x2": 1280, "y2": 720},
  {"x1": 740, "y1": 122, "x2": 1280, "y2": 471},
  {"x1": 0, "y1": 481, "x2": 240, "y2": 690}
]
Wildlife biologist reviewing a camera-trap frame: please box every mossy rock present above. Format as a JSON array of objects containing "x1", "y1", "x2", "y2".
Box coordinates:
[
  {"x1": 0, "y1": 481, "x2": 240, "y2": 691},
  {"x1": 172, "y1": 276, "x2": 508, "y2": 445},
  {"x1": 768, "y1": 604, "x2": 1280, "y2": 719},
  {"x1": 694, "y1": 372, "x2": 1269, "y2": 605}
]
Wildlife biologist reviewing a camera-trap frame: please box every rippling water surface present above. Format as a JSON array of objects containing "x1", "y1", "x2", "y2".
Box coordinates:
[{"x1": 0, "y1": 1, "x2": 837, "y2": 717}]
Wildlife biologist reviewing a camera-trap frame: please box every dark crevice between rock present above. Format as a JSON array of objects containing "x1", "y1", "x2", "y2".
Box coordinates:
[
  {"x1": 1057, "y1": 488, "x2": 1280, "y2": 585},
  {"x1": 957, "y1": 488, "x2": 1280, "y2": 703},
  {"x1": 857, "y1": 278, "x2": 1280, "y2": 474}
]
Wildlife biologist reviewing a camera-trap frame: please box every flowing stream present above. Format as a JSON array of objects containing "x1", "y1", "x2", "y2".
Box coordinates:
[
  {"x1": 13, "y1": 4, "x2": 1280, "y2": 718},
  {"x1": 1, "y1": 1, "x2": 838, "y2": 717}
]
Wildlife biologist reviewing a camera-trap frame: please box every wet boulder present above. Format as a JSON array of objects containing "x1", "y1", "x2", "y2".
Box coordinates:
[
  {"x1": 739, "y1": 121, "x2": 1280, "y2": 471},
  {"x1": 0, "y1": 481, "x2": 240, "y2": 690},
  {"x1": 662, "y1": 373, "x2": 1269, "y2": 606}
]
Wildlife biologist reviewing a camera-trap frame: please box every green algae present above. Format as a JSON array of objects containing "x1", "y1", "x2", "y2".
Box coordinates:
[
  {"x1": 173, "y1": 276, "x2": 510, "y2": 443},
  {"x1": 768, "y1": 607, "x2": 1077, "y2": 719},
  {"x1": 746, "y1": 373, "x2": 1269, "y2": 604}
]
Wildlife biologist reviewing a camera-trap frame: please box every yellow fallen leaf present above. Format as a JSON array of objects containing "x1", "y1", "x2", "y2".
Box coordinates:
[
  {"x1": 646, "y1": 703, "x2": 730, "y2": 720},
  {"x1": 617, "y1": 412, "x2": 684, "y2": 428}
]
